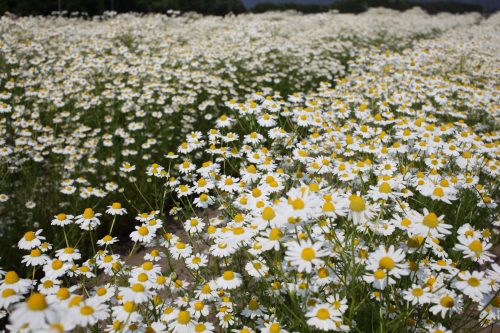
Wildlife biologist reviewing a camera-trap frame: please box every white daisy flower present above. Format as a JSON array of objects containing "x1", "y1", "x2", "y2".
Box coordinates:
[{"x1": 284, "y1": 240, "x2": 329, "y2": 273}]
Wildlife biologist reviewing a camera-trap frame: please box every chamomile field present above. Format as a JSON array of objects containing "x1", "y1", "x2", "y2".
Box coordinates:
[{"x1": 0, "y1": 7, "x2": 499, "y2": 333}]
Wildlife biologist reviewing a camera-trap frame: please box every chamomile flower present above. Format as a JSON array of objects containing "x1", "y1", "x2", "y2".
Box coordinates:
[
  {"x1": 0, "y1": 271, "x2": 33, "y2": 293},
  {"x1": 192, "y1": 322, "x2": 215, "y2": 333},
  {"x1": 186, "y1": 254, "x2": 208, "y2": 270},
  {"x1": 454, "y1": 236, "x2": 494, "y2": 264},
  {"x1": 0, "y1": 288, "x2": 23, "y2": 309},
  {"x1": 284, "y1": 240, "x2": 329, "y2": 273},
  {"x1": 184, "y1": 217, "x2": 205, "y2": 234},
  {"x1": 55, "y1": 247, "x2": 81, "y2": 262},
  {"x1": 217, "y1": 271, "x2": 243, "y2": 290},
  {"x1": 75, "y1": 208, "x2": 102, "y2": 231},
  {"x1": 106, "y1": 202, "x2": 127, "y2": 215},
  {"x1": 120, "y1": 162, "x2": 136, "y2": 172},
  {"x1": 306, "y1": 304, "x2": 340, "y2": 331},
  {"x1": 245, "y1": 259, "x2": 269, "y2": 278},
  {"x1": 363, "y1": 268, "x2": 395, "y2": 290},
  {"x1": 241, "y1": 298, "x2": 266, "y2": 318},
  {"x1": 119, "y1": 283, "x2": 152, "y2": 303},
  {"x1": 171, "y1": 310, "x2": 195, "y2": 333},
  {"x1": 348, "y1": 194, "x2": 375, "y2": 225},
  {"x1": 71, "y1": 297, "x2": 108, "y2": 326},
  {"x1": 430, "y1": 290, "x2": 463, "y2": 318},
  {"x1": 18, "y1": 230, "x2": 45, "y2": 250},
  {"x1": 112, "y1": 301, "x2": 142, "y2": 323},
  {"x1": 97, "y1": 235, "x2": 119, "y2": 247},
  {"x1": 130, "y1": 225, "x2": 156, "y2": 243},
  {"x1": 9, "y1": 293, "x2": 61, "y2": 331},
  {"x1": 409, "y1": 209, "x2": 451, "y2": 239},
  {"x1": 365, "y1": 245, "x2": 409, "y2": 278},
  {"x1": 454, "y1": 271, "x2": 490, "y2": 301},
  {"x1": 403, "y1": 284, "x2": 431, "y2": 305},
  {"x1": 260, "y1": 321, "x2": 288, "y2": 333},
  {"x1": 51, "y1": 213, "x2": 74, "y2": 226},
  {"x1": 22, "y1": 248, "x2": 50, "y2": 266}
]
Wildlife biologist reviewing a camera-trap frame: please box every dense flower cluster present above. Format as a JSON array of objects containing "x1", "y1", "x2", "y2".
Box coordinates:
[
  {"x1": 0, "y1": 9, "x2": 481, "y2": 246},
  {"x1": 0, "y1": 8, "x2": 499, "y2": 333}
]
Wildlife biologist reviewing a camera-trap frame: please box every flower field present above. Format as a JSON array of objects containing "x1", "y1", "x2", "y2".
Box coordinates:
[{"x1": 0, "y1": 8, "x2": 499, "y2": 333}]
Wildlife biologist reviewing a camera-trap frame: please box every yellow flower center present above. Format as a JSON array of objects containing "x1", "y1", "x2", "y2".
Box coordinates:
[
  {"x1": 436, "y1": 260, "x2": 446, "y2": 266},
  {"x1": 247, "y1": 165, "x2": 257, "y2": 173},
  {"x1": 223, "y1": 271, "x2": 235, "y2": 280},
  {"x1": 2, "y1": 288, "x2": 15, "y2": 298},
  {"x1": 379, "y1": 256, "x2": 395, "y2": 270},
  {"x1": 123, "y1": 301, "x2": 136, "y2": 313},
  {"x1": 469, "y1": 240, "x2": 483, "y2": 253},
  {"x1": 80, "y1": 266, "x2": 90, "y2": 273},
  {"x1": 201, "y1": 285, "x2": 211, "y2": 294},
  {"x1": 412, "y1": 288, "x2": 424, "y2": 296},
  {"x1": 301, "y1": 247, "x2": 316, "y2": 261},
  {"x1": 192, "y1": 257, "x2": 202, "y2": 264},
  {"x1": 316, "y1": 308, "x2": 330, "y2": 320},
  {"x1": 433, "y1": 187, "x2": 444, "y2": 197},
  {"x1": 401, "y1": 218, "x2": 411, "y2": 227},
  {"x1": 422, "y1": 213, "x2": 439, "y2": 228},
  {"x1": 269, "y1": 323, "x2": 281, "y2": 333},
  {"x1": 52, "y1": 259, "x2": 63, "y2": 270},
  {"x1": 27, "y1": 293, "x2": 48, "y2": 311},
  {"x1": 316, "y1": 267, "x2": 329, "y2": 278},
  {"x1": 262, "y1": 207, "x2": 276, "y2": 220},
  {"x1": 96, "y1": 287, "x2": 107, "y2": 296},
  {"x1": 291, "y1": 198, "x2": 305, "y2": 210},
  {"x1": 102, "y1": 235, "x2": 113, "y2": 242},
  {"x1": 269, "y1": 228, "x2": 282, "y2": 240},
  {"x1": 82, "y1": 208, "x2": 94, "y2": 219},
  {"x1": 248, "y1": 299, "x2": 260, "y2": 310},
  {"x1": 69, "y1": 295, "x2": 83, "y2": 307},
  {"x1": 374, "y1": 270, "x2": 386, "y2": 279},
  {"x1": 57, "y1": 288, "x2": 70, "y2": 300},
  {"x1": 195, "y1": 323, "x2": 206, "y2": 332},
  {"x1": 467, "y1": 277, "x2": 480, "y2": 287},
  {"x1": 131, "y1": 283, "x2": 144, "y2": 292},
  {"x1": 379, "y1": 182, "x2": 392, "y2": 193},
  {"x1": 24, "y1": 231, "x2": 36, "y2": 241},
  {"x1": 177, "y1": 310, "x2": 190, "y2": 324},
  {"x1": 111, "y1": 202, "x2": 122, "y2": 209},
  {"x1": 440, "y1": 295, "x2": 454, "y2": 308},
  {"x1": 349, "y1": 195, "x2": 365, "y2": 212},
  {"x1": 194, "y1": 301, "x2": 204, "y2": 311},
  {"x1": 323, "y1": 201, "x2": 335, "y2": 212},
  {"x1": 138, "y1": 226, "x2": 149, "y2": 236},
  {"x1": 232, "y1": 227, "x2": 245, "y2": 235},
  {"x1": 4, "y1": 271, "x2": 20, "y2": 284},
  {"x1": 80, "y1": 305, "x2": 94, "y2": 316}
]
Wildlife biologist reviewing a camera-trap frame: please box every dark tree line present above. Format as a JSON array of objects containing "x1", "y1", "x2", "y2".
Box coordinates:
[
  {"x1": 252, "y1": 0, "x2": 487, "y2": 14},
  {"x1": 0, "y1": 0, "x2": 492, "y2": 17},
  {"x1": 0, "y1": 0, "x2": 246, "y2": 16}
]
